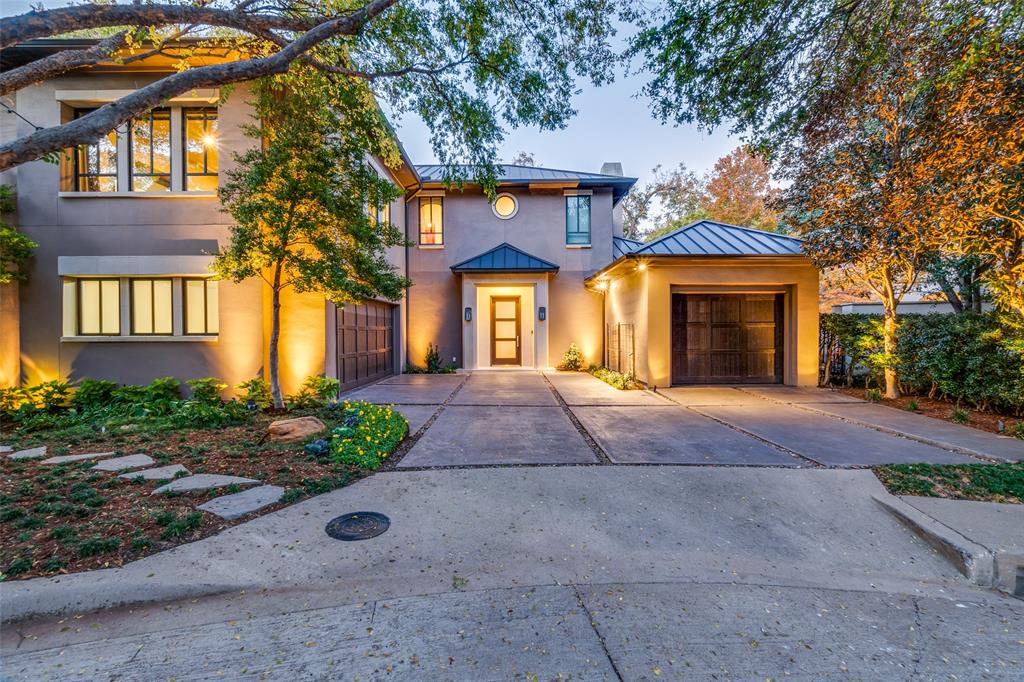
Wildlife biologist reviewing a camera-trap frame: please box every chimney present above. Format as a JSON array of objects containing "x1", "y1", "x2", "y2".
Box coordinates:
[{"x1": 600, "y1": 161, "x2": 623, "y2": 177}]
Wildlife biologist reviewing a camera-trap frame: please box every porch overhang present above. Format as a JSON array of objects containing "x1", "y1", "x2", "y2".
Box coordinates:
[{"x1": 451, "y1": 242, "x2": 559, "y2": 274}]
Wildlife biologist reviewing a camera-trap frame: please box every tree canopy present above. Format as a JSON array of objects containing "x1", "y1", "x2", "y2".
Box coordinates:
[{"x1": 0, "y1": 0, "x2": 625, "y2": 177}]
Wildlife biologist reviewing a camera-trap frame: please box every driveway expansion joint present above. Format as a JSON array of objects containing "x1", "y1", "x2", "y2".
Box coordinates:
[
  {"x1": 541, "y1": 373, "x2": 614, "y2": 464},
  {"x1": 380, "y1": 373, "x2": 469, "y2": 470}
]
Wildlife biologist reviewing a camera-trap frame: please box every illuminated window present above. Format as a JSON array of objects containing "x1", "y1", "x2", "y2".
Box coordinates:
[
  {"x1": 566, "y1": 194, "x2": 591, "y2": 245},
  {"x1": 74, "y1": 109, "x2": 117, "y2": 192},
  {"x1": 492, "y1": 193, "x2": 518, "y2": 219},
  {"x1": 77, "y1": 279, "x2": 120, "y2": 335},
  {"x1": 369, "y1": 200, "x2": 391, "y2": 226},
  {"x1": 183, "y1": 278, "x2": 219, "y2": 335},
  {"x1": 131, "y1": 108, "x2": 172, "y2": 191},
  {"x1": 419, "y1": 197, "x2": 443, "y2": 246},
  {"x1": 184, "y1": 108, "x2": 218, "y2": 191},
  {"x1": 130, "y1": 279, "x2": 173, "y2": 335}
]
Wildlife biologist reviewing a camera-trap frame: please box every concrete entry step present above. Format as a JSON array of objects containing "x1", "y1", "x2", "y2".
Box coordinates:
[
  {"x1": 118, "y1": 464, "x2": 190, "y2": 481},
  {"x1": 197, "y1": 485, "x2": 285, "y2": 520},
  {"x1": 40, "y1": 452, "x2": 117, "y2": 465},
  {"x1": 91, "y1": 454, "x2": 155, "y2": 471},
  {"x1": 152, "y1": 474, "x2": 260, "y2": 495}
]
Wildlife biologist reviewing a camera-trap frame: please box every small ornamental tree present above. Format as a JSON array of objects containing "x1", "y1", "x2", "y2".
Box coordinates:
[
  {"x1": 0, "y1": 184, "x2": 37, "y2": 284},
  {"x1": 213, "y1": 71, "x2": 409, "y2": 408}
]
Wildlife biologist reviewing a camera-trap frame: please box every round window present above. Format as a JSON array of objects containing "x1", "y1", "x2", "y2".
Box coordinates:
[{"x1": 492, "y1": 193, "x2": 518, "y2": 219}]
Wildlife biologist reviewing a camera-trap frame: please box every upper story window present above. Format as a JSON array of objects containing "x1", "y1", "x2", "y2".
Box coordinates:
[
  {"x1": 368, "y1": 200, "x2": 390, "y2": 226},
  {"x1": 69, "y1": 106, "x2": 218, "y2": 194},
  {"x1": 74, "y1": 110, "x2": 118, "y2": 192},
  {"x1": 131, "y1": 108, "x2": 172, "y2": 192},
  {"x1": 184, "y1": 108, "x2": 219, "y2": 191},
  {"x1": 566, "y1": 193, "x2": 591, "y2": 245},
  {"x1": 492, "y1": 192, "x2": 518, "y2": 219},
  {"x1": 419, "y1": 196, "x2": 444, "y2": 246}
]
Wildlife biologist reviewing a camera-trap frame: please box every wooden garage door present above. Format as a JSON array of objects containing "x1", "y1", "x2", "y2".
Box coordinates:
[
  {"x1": 337, "y1": 300, "x2": 395, "y2": 391},
  {"x1": 671, "y1": 294, "x2": 783, "y2": 384}
]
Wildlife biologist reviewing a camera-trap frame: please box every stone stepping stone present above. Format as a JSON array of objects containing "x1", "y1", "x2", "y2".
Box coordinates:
[
  {"x1": 118, "y1": 464, "x2": 190, "y2": 481},
  {"x1": 0, "y1": 445, "x2": 12, "y2": 454},
  {"x1": 8, "y1": 446, "x2": 47, "y2": 460},
  {"x1": 41, "y1": 452, "x2": 116, "y2": 465},
  {"x1": 152, "y1": 474, "x2": 259, "y2": 495},
  {"x1": 197, "y1": 485, "x2": 285, "y2": 520},
  {"x1": 91, "y1": 454, "x2": 155, "y2": 472}
]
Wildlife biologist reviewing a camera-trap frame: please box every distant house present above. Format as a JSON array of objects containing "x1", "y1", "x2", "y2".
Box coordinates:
[{"x1": 0, "y1": 39, "x2": 820, "y2": 394}]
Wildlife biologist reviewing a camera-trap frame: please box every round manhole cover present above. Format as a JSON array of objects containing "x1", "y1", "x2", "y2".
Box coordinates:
[{"x1": 325, "y1": 512, "x2": 390, "y2": 541}]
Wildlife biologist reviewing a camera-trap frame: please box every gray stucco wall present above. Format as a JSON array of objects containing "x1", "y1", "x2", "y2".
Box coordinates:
[
  {"x1": 10, "y1": 75, "x2": 264, "y2": 389},
  {"x1": 405, "y1": 186, "x2": 614, "y2": 368}
]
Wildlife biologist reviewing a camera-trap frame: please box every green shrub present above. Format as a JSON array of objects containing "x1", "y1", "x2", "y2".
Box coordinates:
[
  {"x1": 33, "y1": 380, "x2": 72, "y2": 410},
  {"x1": 111, "y1": 384, "x2": 147, "y2": 405},
  {"x1": 906, "y1": 400, "x2": 919, "y2": 412},
  {"x1": 865, "y1": 388, "x2": 882, "y2": 403},
  {"x1": 71, "y1": 379, "x2": 118, "y2": 410},
  {"x1": 171, "y1": 399, "x2": 250, "y2": 428},
  {"x1": 951, "y1": 408, "x2": 970, "y2": 424},
  {"x1": 588, "y1": 365, "x2": 637, "y2": 390},
  {"x1": 77, "y1": 536, "x2": 120, "y2": 558},
  {"x1": 5, "y1": 556, "x2": 32, "y2": 576},
  {"x1": 425, "y1": 343, "x2": 443, "y2": 372},
  {"x1": 237, "y1": 377, "x2": 273, "y2": 409},
  {"x1": 288, "y1": 375, "x2": 341, "y2": 408},
  {"x1": 186, "y1": 377, "x2": 227, "y2": 405},
  {"x1": 330, "y1": 401, "x2": 408, "y2": 469},
  {"x1": 144, "y1": 377, "x2": 182, "y2": 403},
  {"x1": 558, "y1": 343, "x2": 585, "y2": 371},
  {"x1": 161, "y1": 512, "x2": 203, "y2": 539}
]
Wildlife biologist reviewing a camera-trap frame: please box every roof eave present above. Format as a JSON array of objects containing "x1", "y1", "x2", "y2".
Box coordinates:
[{"x1": 584, "y1": 252, "x2": 811, "y2": 284}]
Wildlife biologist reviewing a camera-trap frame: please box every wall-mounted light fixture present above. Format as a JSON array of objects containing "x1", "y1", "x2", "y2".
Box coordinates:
[
  {"x1": 538, "y1": 306, "x2": 546, "y2": 321},
  {"x1": 464, "y1": 307, "x2": 472, "y2": 322},
  {"x1": 637, "y1": 262, "x2": 647, "y2": 271}
]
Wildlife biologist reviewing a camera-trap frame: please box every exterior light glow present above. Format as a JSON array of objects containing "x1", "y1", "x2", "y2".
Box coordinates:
[
  {"x1": 595, "y1": 281, "x2": 608, "y2": 291},
  {"x1": 637, "y1": 262, "x2": 647, "y2": 271}
]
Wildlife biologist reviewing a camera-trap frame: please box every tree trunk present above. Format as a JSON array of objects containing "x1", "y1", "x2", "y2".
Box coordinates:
[
  {"x1": 269, "y1": 261, "x2": 285, "y2": 409},
  {"x1": 882, "y1": 306, "x2": 899, "y2": 399}
]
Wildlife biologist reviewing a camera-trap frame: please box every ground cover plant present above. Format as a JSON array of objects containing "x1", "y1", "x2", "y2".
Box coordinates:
[
  {"x1": 875, "y1": 462, "x2": 1024, "y2": 504},
  {"x1": 1, "y1": 377, "x2": 407, "y2": 581},
  {"x1": 587, "y1": 365, "x2": 640, "y2": 390}
]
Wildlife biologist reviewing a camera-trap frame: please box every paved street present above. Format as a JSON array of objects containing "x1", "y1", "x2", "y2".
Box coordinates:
[{"x1": 3, "y1": 372, "x2": 1023, "y2": 680}]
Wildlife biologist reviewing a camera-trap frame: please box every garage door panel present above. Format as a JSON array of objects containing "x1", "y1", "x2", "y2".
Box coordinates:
[
  {"x1": 337, "y1": 300, "x2": 396, "y2": 392},
  {"x1": 673, "y1": 294, "x2": 783, "y2": 385}
]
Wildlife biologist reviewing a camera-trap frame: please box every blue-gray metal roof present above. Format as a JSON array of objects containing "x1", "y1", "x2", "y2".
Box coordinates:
[
  {"x1": 415, "y1": 164, "x2": 638, "y2": 204},
  {"x1": 630, "y1": 220, "x2": 803, "y2": 257},
  {"x1": 451, "y1": 243, "x2": 559, "y2": 273},
  {"x1": 613, "y1": 236, "x2": 644, "y2": 259}
]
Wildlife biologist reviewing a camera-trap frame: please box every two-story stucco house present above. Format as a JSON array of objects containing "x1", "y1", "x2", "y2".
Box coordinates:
[{"x1": 1, "y1": 40, "x2": 819, "y2": 396}]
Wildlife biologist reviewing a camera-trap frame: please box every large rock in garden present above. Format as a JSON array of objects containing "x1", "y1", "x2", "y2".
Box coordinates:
[{"x1": 267, "y1": 416, "x2": 326, "y2": 443}]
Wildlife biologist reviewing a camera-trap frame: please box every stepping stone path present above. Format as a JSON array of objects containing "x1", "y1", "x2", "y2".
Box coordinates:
[
  {"x1": 153, "y1": 474, "x2": 259, "y2": 495},
  {"x1": 8, "y1": 446, "x2": 47, "y2": 460},
  {"x1": 41, "y1": 452, "x2": 116, "y2": 465},
  {"x1": 91, "y1": 454, "x2": 155, "y2": 472},
  {"x1": 0, "y1": 445, "x2": 12, "y2": 454},
  {"x1": 197, "y1": 485, "x2": 285, "y2": 520},
  {"x1": 118, "y1": 464, "x2": 190, "y2": 481}
]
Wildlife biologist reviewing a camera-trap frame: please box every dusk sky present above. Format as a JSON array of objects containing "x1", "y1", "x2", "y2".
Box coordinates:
[{"x1": 2, "y1": 1, "x2": 743, "y2": 187}]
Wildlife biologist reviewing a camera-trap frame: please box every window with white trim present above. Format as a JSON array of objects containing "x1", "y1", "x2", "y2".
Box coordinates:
[
  {"x1": 69, "y1": 106, "x2": 219, "y2": 193},
  {"x1": 63, "y1": 276, "x2": 219, "y2": 338}
]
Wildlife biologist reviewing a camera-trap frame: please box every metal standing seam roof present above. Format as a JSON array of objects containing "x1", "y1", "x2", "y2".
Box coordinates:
[
  {"x1": 414, "y1": 164, "x2": 638, "y2": 203},
  {"x1": 629, "y1": 220, "x2": 803, "y2": 257},
  {"x1": 450, "y1": 242, "x2": 560, "y2": 273},
  {"x1": 613, "y1": 236, "x2": 645, "y2": 259}
]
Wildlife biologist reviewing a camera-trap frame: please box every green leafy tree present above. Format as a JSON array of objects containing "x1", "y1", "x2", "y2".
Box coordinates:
[
  {"x1": 0, "y1": 185, "x2": 37, "y2": 284},
  {"x1": 213, "y1": 72, "x2": 409, "y2": 408}
]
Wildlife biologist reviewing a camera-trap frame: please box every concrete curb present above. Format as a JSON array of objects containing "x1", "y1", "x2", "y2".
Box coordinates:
[{"x1": 872, "y1": 494, "x2": 995, "y2": 588}]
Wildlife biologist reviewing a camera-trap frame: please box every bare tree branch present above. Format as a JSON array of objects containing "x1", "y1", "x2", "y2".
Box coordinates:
[
  {"x1": 1, "y1": 3, "x2": 326, "y2": 49},
  {"x1": 0, "y1": 31, "x2": 129, "y2": 97},
  {"x1": 0, "y1": 0, "x2": 398, "y2": 171}
]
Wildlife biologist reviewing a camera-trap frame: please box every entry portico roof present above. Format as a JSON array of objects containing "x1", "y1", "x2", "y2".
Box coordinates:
[{"x1": 451, "y1": 242, "x2": 560, "y2": 273}]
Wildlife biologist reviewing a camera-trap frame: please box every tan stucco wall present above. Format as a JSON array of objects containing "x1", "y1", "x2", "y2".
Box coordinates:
[
  {"x1": 605, "y1": 258, "x2": 819, "y2": 387},
  {"x1": 0, "y1": 282, "x2": 19, "y2": 388}
]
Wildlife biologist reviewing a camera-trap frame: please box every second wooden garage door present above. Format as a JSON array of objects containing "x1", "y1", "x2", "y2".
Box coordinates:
[
  {"x1": 337, "y1": 300, "x2": 395, "y2": 391},
  {"x1": 671, "y1": 294, "x2": 783, "y2": 384}
]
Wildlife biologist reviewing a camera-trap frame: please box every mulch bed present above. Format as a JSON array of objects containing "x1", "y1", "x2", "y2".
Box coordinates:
[
  {"x1": 835, "y1": 387, "x2": 1024, "y2": 437},
  {"x1": 0, "y1": 409, "x2": 383, "y2": 581}
]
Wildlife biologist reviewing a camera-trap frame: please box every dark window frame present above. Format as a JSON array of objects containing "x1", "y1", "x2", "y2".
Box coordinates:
[
  {"x1": 129, "y1": 277, "x2": 174, "y2": 336},
  {"x1": 182, "y1": 107, "x2": 219, "y2": 191},
  {"x1": 182, "y1": 278, "x2": 218, "y2": 335},
  {"x1": 73, "y1": 109, "x2": 118, "y2": 192},
  {"x1": 565, "y1": 194, "x2": 592, "y2": 245},
  {"x1": 76, "y1": 278, "x2": 121, "y2": 336},
  {"x1": 129, "y1": 107, "x2": 172, "y2": 192},
  {"x1": 419, "y1": 196, "x2": 444, "y2": 246}
]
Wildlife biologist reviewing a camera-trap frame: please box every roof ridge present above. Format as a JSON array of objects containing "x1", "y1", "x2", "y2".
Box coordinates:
[
  {"x1": 413, "y1": 162, "x2": 637, "y2": 180},
  {"x1": 642, "y1": 219, "x2": 801, "y2": 248}
]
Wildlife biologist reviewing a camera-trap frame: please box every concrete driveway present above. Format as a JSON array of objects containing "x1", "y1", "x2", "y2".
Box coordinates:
[{"x1": 343, "y1": 371, "x2": 1020, "y2": 468}]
